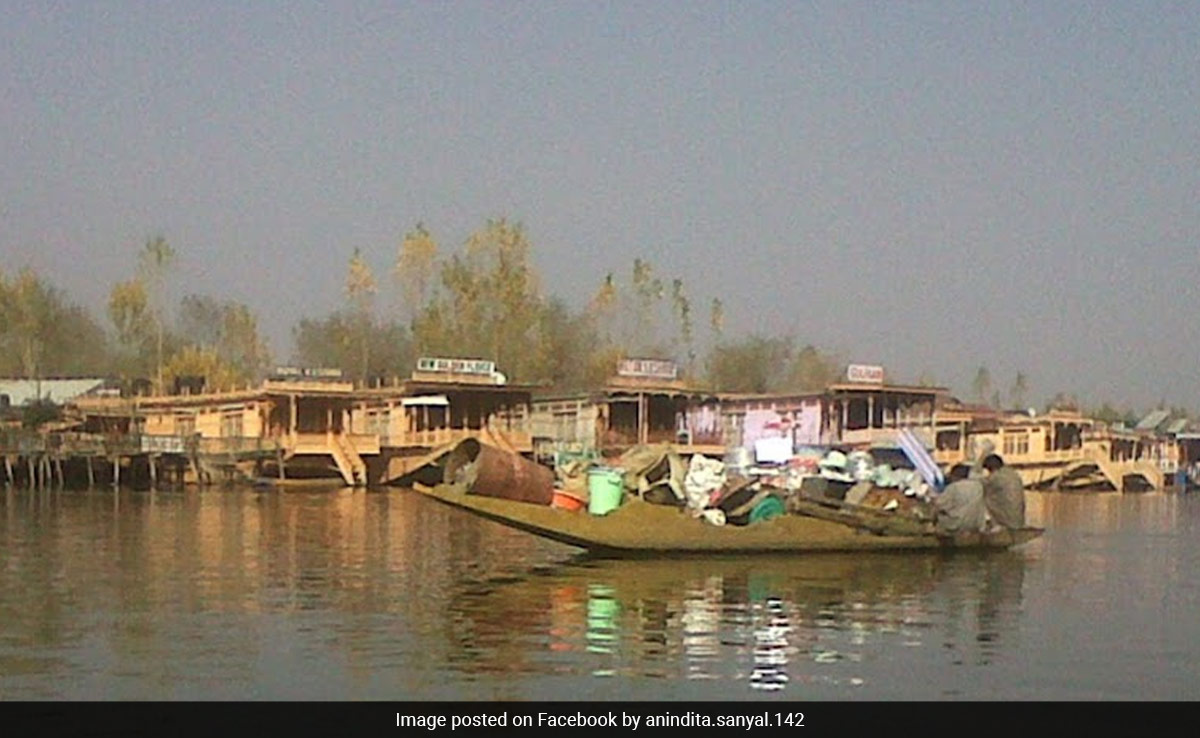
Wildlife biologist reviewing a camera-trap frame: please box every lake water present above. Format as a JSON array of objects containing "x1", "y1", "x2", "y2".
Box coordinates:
[{"x1": 2, "y1": 484, "x2": 1198, "y2": 701}]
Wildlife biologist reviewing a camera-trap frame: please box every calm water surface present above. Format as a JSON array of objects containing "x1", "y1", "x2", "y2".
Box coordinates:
[{"x1": 2, "y1": 485, "x2": 1198, "y2": 700}]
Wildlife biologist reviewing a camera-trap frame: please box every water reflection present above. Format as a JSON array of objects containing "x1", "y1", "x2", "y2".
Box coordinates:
[
  {"x1": 443, "y1": 551, "x2": 1029, "y2": 696},
  {"x1": 7, "y1": 486, "x2": 1199, "y2": 699}
]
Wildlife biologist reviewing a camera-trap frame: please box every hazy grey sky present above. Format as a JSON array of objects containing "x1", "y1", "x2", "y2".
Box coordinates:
[{"x1": 3, "y1": 1, "x2": 1198, "y2": 411}]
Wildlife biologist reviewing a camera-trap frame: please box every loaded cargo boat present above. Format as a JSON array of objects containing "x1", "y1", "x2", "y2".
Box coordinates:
[
  {"x1": 415, "y1": 482, "x2": 1042, "y2": 555},
  {"x1": 415, "y1": 439, "x2": 1042, "y2": 555}
]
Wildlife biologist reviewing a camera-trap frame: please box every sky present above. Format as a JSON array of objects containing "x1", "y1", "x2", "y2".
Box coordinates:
[{"x1": 3, "y1": 1, "x2": 1198, "y2": 412}]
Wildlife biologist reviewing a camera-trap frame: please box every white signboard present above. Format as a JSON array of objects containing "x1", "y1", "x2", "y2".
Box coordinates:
[
  {"x1": 401, "y1": 395, "x2": 450, "y2": 406},
  {"x1": 273, "y1": 366, "x2": 343, "y2": 379},
  {"x1": 617, "y1": 358, "x2": 678, "y2": 380},
  {"x1": 416, "y1": 357, "x2": 496, "y2": 376},
  {"x1": 141, "y1": 435, "x2": 186, "y2": 454},
  {"x1": 846, "y1": 364, "x2": 885, "y2": 384}
]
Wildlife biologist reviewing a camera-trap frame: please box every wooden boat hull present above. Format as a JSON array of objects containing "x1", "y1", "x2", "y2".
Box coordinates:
[{"x1": 415, "y1": 483, "x2": 1044, "y2": 555}]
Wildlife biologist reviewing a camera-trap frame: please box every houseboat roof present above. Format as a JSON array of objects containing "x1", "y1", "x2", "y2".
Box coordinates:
[
  {"x1": 533, "y1": 381, "x2": 723, "y2": 403},
  {"x1": 71, "y1": 381, "x2": 362, "y2": 415},
  {"x1": 357, "y1": 379, "x2": 542, "y2": 399},
  {"x1": 1165, "y1": 418, "x2": 1190, "y2": 435},
  {"x1": 1135, "y1": 409, "x2": 1170, "y2": 432},
  {"x1": 0, "y1": 377, "x2": 108, "y2": 406},
  {"x1": 824, "y1": 382, "x2": 949, "y2": 395},
  {"x1": 717, "y1": 390, "x2": 824, "y2": 404}
]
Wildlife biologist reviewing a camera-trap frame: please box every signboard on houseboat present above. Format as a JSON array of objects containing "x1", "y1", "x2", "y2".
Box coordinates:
[
  {"x1": 140, "y1": 435, "x2": 186, "y2": 454},
  {"x1": 271, "y1": 366, "x2": 344, "y2": 380},
  {"x1": 416, "y1": 357, "x2": 496, "y2": 376},
  {"x1": 846, "y1": 364, "x2": 885, "y2": 384},
  {"x1": 617, "y1": 358, "x2": 679, "y2": 380}
]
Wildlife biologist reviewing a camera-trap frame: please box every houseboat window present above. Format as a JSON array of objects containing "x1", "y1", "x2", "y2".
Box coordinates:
[
  {"x1": 221, "y1": 412, "x2": 243, "y2": 438},
  {"x1": 936, "y1": 429, "x2": 961, "y2": 451},
  {"x1": 414, "y1": 405, "x2": 447, "y2": 431},
  {"x1": 608, "y1": 401, "x2": 638, "y2": 442},
  {"x1": 647, "y1": 396, "x2": 677, "y2": 432},
  {"x1": 1003, "y1": 432, "x2": 1030, "y2": 456},
  {"x1": 177, "y1": 415, "x2": 195, "y2": 437},
  {"x1": 1052, "y1": 422, "x2": 1083, "y2": 451},
  {"x1": 554, "y1": 411, "x2": 576, "y2": 442},
  {"x1": 846, "y1": 398, "x2": 869, "y2": 431},
  {"x1": 367, "y1": 410, "x2": 388, "y2": 435}
]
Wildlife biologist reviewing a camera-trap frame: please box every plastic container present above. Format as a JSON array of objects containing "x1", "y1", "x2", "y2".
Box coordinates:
[
  {"x1": 551, "y1": 490, "x2": 585, "y2": 512},
  {"x1": 587, "y1": 467, "x2": 625, "y2": 515},
  {"x1": 748, "y1": 495, "x2": 785, "y2": 524}
]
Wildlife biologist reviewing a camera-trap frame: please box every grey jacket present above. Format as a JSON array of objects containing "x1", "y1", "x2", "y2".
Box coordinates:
[
  {"x1": 983, "y1": 467, "x2": 1026, "y2": 529},
  {"x1": 934, "y1": 479, "x2": 988, "y2": 534}
]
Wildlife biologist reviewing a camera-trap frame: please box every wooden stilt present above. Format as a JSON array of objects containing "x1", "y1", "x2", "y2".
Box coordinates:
[
  {"x1": 27, "y1": 457, "x2": 35, "y2": 488},
  {"x1": 277, "y1": 449, "x2": 286, "y2": 481},
  {"x1": 86, "y1": 456, "x2": 95, "y2": 488},
  {"x1": 4, "y1": 456, "x2": 12, "y2": 487},
  {"x1": 113, "y1": 457, "x2": 120, "y2": 488},
  {"x1": 54, "y1": 458, "x2": 64, "y2": 488},
  {"x1": 149, "y1": 454, "x2": 158, "y2": 488}
]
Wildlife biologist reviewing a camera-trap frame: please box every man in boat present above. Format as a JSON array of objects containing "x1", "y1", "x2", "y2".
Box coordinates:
[
  {"x1": 981, "y1": 454, "x2": 1026, "y2": 529},
  {"x1": 934, "y1": 463, "x2": 989, "y2": 534}
]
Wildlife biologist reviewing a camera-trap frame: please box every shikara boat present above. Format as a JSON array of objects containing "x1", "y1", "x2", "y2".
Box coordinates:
[{"x1": 415, "y1": 482, "x2": 1044, "y2": 556}]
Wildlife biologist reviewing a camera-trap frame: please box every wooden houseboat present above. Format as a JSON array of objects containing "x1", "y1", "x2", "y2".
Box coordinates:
[
  {"x1": 718, "y1": 365, "x2": 947, "y2": 469},
  {"x1": 71, "y1": 369, "x2": 379, "y2": 486},
  {"x1": 932, "y1": 401, "x2": 1167, "y2": 492},
  {"x1": 528, "y1": 359, "x2": 723, "y2": 464},
  {"x1": 352, "y1": 357, "x2": 537, "y2": 485}
]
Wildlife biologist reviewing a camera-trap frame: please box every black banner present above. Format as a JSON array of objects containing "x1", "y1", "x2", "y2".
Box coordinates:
[{"x1": 1, "y1": 700, "x2": 1161, "y2": 736}]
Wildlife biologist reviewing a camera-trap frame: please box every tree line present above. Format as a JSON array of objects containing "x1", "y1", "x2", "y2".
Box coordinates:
[{"x1": 1, "y1": 218, "x2": 1168, "y2": 419}]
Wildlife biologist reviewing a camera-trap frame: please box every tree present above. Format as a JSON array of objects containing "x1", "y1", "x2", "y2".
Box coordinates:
[
  {"x1": 972, "y1": 365, "x2": 993, "y2": 406},
  {"x1": 1010, "y1": 371, "x2": 1029, "y2": 411},
  {"x1": 177, "y1": 294, "x2": 273, "y2": 385},
  {"x1": 177, "y1": 294, "x2": 225, "y2": 347},
  {"x1": 138, "y1": 236, "x2": 176, "y2": 394},
  {"x1": 529, "y1": 297, "x2": 604, "y2": 390},
  {"x1": 0, "y1": 268, "x2": 50, "y2": 378},
  {"x1": 586, "y1": 272, "x2": 619, "y2": 347},
  {"x1": 709, "y1": 298, "x2": 725, "y2": 342},
  {"x1": 787, "y1": 344, "x2": 841, "y2": 392},
  {"x1": 670, "y1": 278, "x2": 694, "y2": 372},
  {"x1": 411, "y1": 218, "x2": 548, "y2": 381},
  {"x1": 629, "y1": 257, "x2": 664, "y2": 354},
  {"x1": 580, "y1": 260, "x2": 693, "y2": 375},
  {"x1": 1091, "y1": 402, "x2": 1125, "y2": 426},
  {"x1": 345, "y1": 248, "x2": 378, "y2": 385},
  {"x1": 0, "y1": 268, "x2": 109, "y2": 378},
  {"x1": 162, "y1": 346, "x2": 241, "y2": 392},
  {"x1": 293, "y1": 312, "x2": 410, "y2": 382},
  {"x1": 393, "y1": 223, "x2": 438, "y2": 324},
  {"x1": 107, "y1": 279, "x2": 155, "y2": 380},
  {"x1": 707, "y1": 335, "x2": 795, "y2": 393}
]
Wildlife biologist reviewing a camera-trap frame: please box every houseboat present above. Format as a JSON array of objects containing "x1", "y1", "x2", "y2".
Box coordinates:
[
  {"x1": 71, "y1": 368, "x2": 379, "y2": 486},
  {"x1": 351, "y1": 357, "x2": 537, "y2": 485},
  {"x1": 528, "y1": 358, "x2": 723, "y2": 465},
  {"x1": 932, "y1": 401, "x2": 1168, "y2": 492}
]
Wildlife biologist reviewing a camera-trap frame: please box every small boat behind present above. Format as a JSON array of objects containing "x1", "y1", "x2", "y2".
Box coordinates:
[{"x1": 414, "y1": 481, "x2": 1043, "y2": 556}]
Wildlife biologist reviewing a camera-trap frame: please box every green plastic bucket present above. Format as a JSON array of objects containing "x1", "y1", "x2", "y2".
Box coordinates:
[{"x1": 587, "y1": 468, "x2": 624, "y2": 516}]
